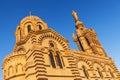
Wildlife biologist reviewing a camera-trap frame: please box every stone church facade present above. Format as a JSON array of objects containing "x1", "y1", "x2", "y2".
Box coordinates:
[{"x1": 2, "y1": 11, "x2": 120, "y2": 80}]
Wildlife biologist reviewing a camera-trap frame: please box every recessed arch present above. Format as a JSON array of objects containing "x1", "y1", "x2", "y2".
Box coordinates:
[
  {"x1": 105, "y1": 65, "x2": 115, "y2": 78},
  {"x1": 38, "y1": 25, "x2": 42, "y2": 30},
  {"x1": 93, "y1": 63, "x2": 103, "y2": 78},
  {"x1": 77, "y1": 61, "x2": 90, "y2": 78},
  {"x1": 16, "y1": 63, "x2": 23, "y2": 73},
  {"x1": 37, "y1": 22, "x2": 44, "y2": 30},
  {"x1": 105, "y1": 65, "x2": 113, "y2": 71},
  {"x1": 77, "y1": 61, "x2": 90, "y2": 69},
  {"x1": 38, "y1": 32, "x2": 69, "y2": 50},
  {"x1": 8, "y1": 66, "x2": 14, "y2": 76},
  {"x1": 16, "y1": 46, "x2": 26, "y2": 54},
  {"x1": 27, "y1": 25, "x2": 31, "y2": 33},
  {"x1": 77, "y1": 57, "x2": 92, "y2": 68},
  {"x1": 23, "y1": 22, "x2": 34, "y2": 35},
  {"x1": 93, "y1": 63, "x2": 103, "y2": 70}
]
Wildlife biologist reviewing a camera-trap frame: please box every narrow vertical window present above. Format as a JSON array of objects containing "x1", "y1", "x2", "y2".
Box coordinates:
[
  {"x1": 27, "y1": 25, "x2": 31, "y2": 33},
  {"x1": 77, "y1": 36, "x2": 84, "y2": 51},
  {"x1": 82, "y1": 66, "x2": 89, "y2": 78},
  {"x1": 39, "y1": 25, "x2": 42, "y2": 30},
  {"x1": 97, "y1": 68, "x2": 103, "y2": 78},
  {"x1": 18, "y1": 27, "x2": 21, "y2": 39},
  {"x1": 85, "y1": 37, "x2": 91, "y2": 46},
  {"x1": 20, "y1": 30, "x2": 21, "y2": 36},
  {"x1": 56, "y1": 52, "x2": 63, "y2": 68},
  {"x1": 49, "y1": 51, "x2": 56, "y2": 68},
  {"x1": 8, "y1": 66, "x2": 13, "y2": 76}
]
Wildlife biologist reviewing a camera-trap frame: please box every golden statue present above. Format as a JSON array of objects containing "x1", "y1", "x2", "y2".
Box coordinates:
[{"x1": 72, "y1": 10, "x2": 79, "y2": 22}]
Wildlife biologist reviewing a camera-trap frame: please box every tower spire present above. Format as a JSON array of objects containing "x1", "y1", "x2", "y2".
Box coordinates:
[
  {"x1": 72, "y1": 10, "x2": 79, "y2": 22},
  {"x1": 72, "y1": 10, "x2": 85, "y2": 29}
]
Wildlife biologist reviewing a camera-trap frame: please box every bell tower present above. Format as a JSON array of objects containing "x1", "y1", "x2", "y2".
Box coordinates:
[{"x1": 72, "y1": 11, "x2": 107, "y2": 57}]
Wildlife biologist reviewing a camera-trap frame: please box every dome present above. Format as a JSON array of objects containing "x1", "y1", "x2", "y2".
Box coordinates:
[
  {"x1": 20, "y1": 15, "x2": 43, "y2": 24},
  {"x1": 17, "y1": 16, "x2": 47, "y2": 29},
  {"x1": 15, "y1": 15, "x2": 48, "y2": 43},
  {"x1": 18, "y1": 15, "x2": 48, "y2": 29}
]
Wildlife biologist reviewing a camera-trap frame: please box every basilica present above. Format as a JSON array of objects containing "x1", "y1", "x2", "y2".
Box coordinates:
[{"x1": 2, "y1": 11, "x2": 120, "y2": 80}]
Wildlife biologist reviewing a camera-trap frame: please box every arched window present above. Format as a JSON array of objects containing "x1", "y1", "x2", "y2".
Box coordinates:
[
  {"x1": 38, "y1": 25, "x2": 42, "y2": 30},
  {"x1": 56, "y1": 52, "x2": 63, "y2": 68},
  {"x1": 49, "y1": 51, "x2": 56, "y2": 68},
  {"x1": 27, "y1": 25, "x2": 31, "y2": 33},
  {"x1": 97, "y1": 67, "x2": 103, "y2": 78},
  {"x1": 16, "y1": 64, "x2": 23, "y2": 73},
  {"x1": 8, "y1": 66, "x2": 13, "y2": 76},
  {"x1": 82, "y1": 66, "x2": 89, "y2": 78},
  {"x1": 20, "y1": 30, "x2": 21, "y2": 36}
]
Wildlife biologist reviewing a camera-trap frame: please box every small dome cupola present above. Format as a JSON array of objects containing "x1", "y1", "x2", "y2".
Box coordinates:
[{"x1": 15, "y1": 15, "x2": 48, "y2": 43}]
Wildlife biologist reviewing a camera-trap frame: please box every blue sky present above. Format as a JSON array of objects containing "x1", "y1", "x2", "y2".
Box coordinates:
[{"x1": 0, "y1": 0, "x2": 120, "y2": 79}]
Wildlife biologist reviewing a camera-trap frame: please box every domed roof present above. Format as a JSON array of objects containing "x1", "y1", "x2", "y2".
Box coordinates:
[
  {"x1": 15, "y1": 15, "x2": 48, "y2": 42},
  {"x1": 20, "y1": 15, "x2": 44, "y2": 24},
  {"x1": 16, "y1": 15, "x2": 48, "y2": 30}
]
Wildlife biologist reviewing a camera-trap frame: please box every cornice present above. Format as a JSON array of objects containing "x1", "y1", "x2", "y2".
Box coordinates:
[
  {"x1": 70, "y1": 49, "x2": 111, "y2": 61},
  {"x1": 6, "y1": 73, "x2": 25, "y2": 80},
  {"x1": 16, "y1": 28, "x2": 68, "y2": 46}
]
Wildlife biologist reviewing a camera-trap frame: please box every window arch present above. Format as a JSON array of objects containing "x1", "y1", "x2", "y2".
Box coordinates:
[
  {"x1": 105, "y1": 65, "x2": 115, "y2": 78},
  {"x1": 97, "y1": 67, "x2": 103, "y2": 78},
  {"x1": 82, "y1": 66, "x2": 89, "y2": 78},
  {"x1": 49, "y1": 51, "x2": 56, "y2": 68},
  {"x1": 38, "y1": 25, "x2": 42, "y2": 30},
  {"x1": 16, "y1": 64, "x2": 23, "y2": 73},
  {"x1": 93, "y1": 63, "x2": 103, "y2": 78},
  {"x1": 55, "y1": 52, "x2": 63, "y2": 68},
  {"x1": 8, "y1": 66, "x2": 13, "y2": 76},
  {"x1": 37, "y1": 22, "x2": 43, "y2": 30},
  {"x1": 48, "y1": 40, "x2": 64, "y2": 69},
  {"x1": 27, "y1": 25, "x2": 31, "y2": 33},
  {"x1": 108, "y1": 68, "x2": 114, "y2": 78}
]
